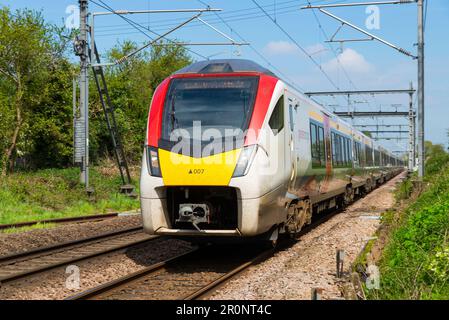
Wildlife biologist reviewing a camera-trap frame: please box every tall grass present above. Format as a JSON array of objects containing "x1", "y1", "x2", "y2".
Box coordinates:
[
  {"x1": 370, "y1": 163, "x2": 449, "y2": 299},
  {"x1": 0, "y1": 167, "x2": 140, "y2": 224}
]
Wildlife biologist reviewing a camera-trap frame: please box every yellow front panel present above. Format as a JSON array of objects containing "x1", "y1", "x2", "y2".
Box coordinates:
[{"x1": 159, "y1": 148, "x2": 242, "y2": 186}]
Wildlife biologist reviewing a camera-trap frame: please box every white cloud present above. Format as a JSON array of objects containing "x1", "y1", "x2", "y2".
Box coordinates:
[
  {"x1": 264, "y1": 41, "x2": 330, "y2": 60},
  {"x1": 305, "y1": 43, "x2": 328, "y2": 58},
  {"x1": 264, "y1": 40, "x2": 299, "y2": 56},
  {"x1": 323, "y1": 48, "x2": 373, "y2": 74}
]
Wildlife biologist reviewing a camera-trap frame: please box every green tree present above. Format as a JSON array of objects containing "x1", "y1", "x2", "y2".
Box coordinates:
[
  {"x1": 0, "y1": 7, "x2": 73, "y2": 173},
  {"x1": 0, "y1": 7, "x2": 192, "y2": 172},
  {"x1": 424, "y1": 140, "x2": 449, "y2": 175}
]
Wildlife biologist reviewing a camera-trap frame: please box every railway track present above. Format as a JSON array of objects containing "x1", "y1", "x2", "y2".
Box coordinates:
[
  {"x1": 0, "y1": 212, "x2": 130, "y2": 231},
  {"x1": 67, "y1": 206, "x2": 342, "y2": 300},
  {"x1": 0, "y1": 226, "x2": 157, "y2": 284},
  {"x1": 66, "y1": 245, "x2": 271, "y2": 300}
]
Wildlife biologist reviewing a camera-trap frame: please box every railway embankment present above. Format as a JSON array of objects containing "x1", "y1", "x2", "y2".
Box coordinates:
[{"x1": 360, "y1": 161, "x2": 449, "y2": 299}]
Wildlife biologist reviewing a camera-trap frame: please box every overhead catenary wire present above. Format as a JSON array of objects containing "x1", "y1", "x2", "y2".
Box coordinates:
[
  {"x1": 305, "y1": 1, "x2": 379, "y2": 114},
  {"x1": 196, "y1": 0, "x2": 311, "y2": 97},
  {"x1": 95, "y1": 0, "x2": 324, "y2": 32},
  {"x1": 91, "y1": 0, "x2": 308, "y2": 93},
  {"x1": 94, "y1": 0, "x2": 342, "y2": 37},
  {"x1": 251, "y1": 0, "x2": 341, "y2": 92},
  {"x1": 90, "y1": 0, "x2": 209, "y2": 60},
  {"x1": 94, "y1": 8, "x2": 299, "y2": 37}
]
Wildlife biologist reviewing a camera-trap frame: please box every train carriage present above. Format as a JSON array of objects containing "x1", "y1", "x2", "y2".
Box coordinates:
[{"x1": 140, "y1": 59, "x2": 404, "y2": 242}]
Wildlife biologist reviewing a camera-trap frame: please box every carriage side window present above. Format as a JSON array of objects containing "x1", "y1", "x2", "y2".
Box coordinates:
[
  {"x1": 332, "y1": 132, "x2": 337, "y2": 165},
  {"x1": 331, "y1": 132, "x2": 352, "y2": 167},
  {"x1": 332, "y1": 133, "x2": 341, "y2": 166},
  {"x1": 348, "y1": 138, "x2": 353, "y2": 164},
  {"x1": 331, "y1": 133, "x2": 337, "y2": 165},
  {"x1": 310, "y1": 123, "x2": 318, "y2": 162},
  {"x1": 354, "y1": 141, "x2": 362, "y2": 165},
  {"x1": 343, "y1": 137, "x2": 352, "y2": 167},
  {"x1": 365, "y1": 146, "x2": 373, "y2": 166},
  {"x1": 289, "y1": 105, "x2": 295, "y2": 131},
  {"x1": 268, "y1": 95, "x2": 284, "y2": 135},
  {"x1": 338, "y1": 135, "x2": 343, "y2": 165},
  {"x1": 310, "y1": 122, "x2": 325, "y2": 168},
  {"x1": 345, "y1": 138, "x2": 352, "y2": 166},
  {"x1": 374, "y1": 150, "x2": 380, "y2": 166},
  {"x1": 340, "y1": 136, "x2": 346, "y2": 165},
  {"x1": 318, "y1": 126, "x2": 325, "y2": 165}
]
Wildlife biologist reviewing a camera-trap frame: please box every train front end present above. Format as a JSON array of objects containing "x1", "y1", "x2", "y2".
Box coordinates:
[{"x1": 140, "y1": 60, "x2": 284, "y2": 239}]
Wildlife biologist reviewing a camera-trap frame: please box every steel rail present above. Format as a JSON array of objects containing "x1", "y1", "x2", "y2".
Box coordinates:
[
  {"x1": 0, "y1": 212, "x2": 121, "y2": 231},
  {"x1": 65, "y1": 248, "x2": 199, "y2": 300},
  {"x1": 183, "y1": 247, "x2": 278, "y2": 300},
  {"x1": 0, "y1": 226, "x2": 159, "y2": 284}
]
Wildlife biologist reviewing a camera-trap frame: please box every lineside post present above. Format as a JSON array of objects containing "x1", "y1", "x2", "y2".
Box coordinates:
[
  {"x1": 79, "y1": 0, "x2": 90, "y2": 189},
  {"x1": 417, "y1": 0, "x2": 425, "y2": 178},
  {"x1": 408, "y1": 82, "x2": 415, "y2": 172}
]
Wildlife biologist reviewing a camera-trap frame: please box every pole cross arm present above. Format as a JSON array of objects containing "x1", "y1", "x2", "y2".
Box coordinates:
[
  {"x1": 334, "y1": 111, "x2": 412, "y2": 117},
  {"x1": 318, "y1": 8, "x2": 417, "y2": 59},
  {"x1": 115, "y1": 13, "x2": 203, "y2": 65},
  {"x1": 301, "y1": 3, "x2": 417, "y2": 59},
  {"x1": 301, "y1": 1, "x2": 416, "y2": 9},
  {"x1": 90, "y1": 9, "x2": 248, "y2": 68},
  {"x1": 365, "y1": 130, "x2": 409, "y2": 133},
  {"x1": 305, "y1": 89, "x2": 415, "y2": 96}
]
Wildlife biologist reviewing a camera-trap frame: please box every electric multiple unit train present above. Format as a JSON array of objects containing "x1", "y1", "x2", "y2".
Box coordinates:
[{"x1": 140, "y1": 59, "x2": 404, "y2": 242}]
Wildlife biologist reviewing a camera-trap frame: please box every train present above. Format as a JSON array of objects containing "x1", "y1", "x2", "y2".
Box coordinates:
[{"x1": 140, "y1": 59, "x2": 404, "y2": 244}]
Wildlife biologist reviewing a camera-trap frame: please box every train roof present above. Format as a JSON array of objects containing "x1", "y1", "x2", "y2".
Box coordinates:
[{"x1": 174, "y1": 59, "x2": 277, "y2": 77}]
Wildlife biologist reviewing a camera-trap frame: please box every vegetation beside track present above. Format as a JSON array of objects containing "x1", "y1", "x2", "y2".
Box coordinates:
[
  {"x1": 0, "y1": 7, "x2": 189, "y2": 228},
  {"x1": 0, "y1": 7, "x2": 191, "y2": 174},
  {"x1": 0, "y1": 165, "x2": 139, "y2": 225},
  {"x1": 366, "y1": 142, "x2": 449, "y2": 299}
]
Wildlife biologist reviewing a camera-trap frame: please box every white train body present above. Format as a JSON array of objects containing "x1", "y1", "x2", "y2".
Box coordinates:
[{"x1": 140, "y1": 59, "x2": 403, "y2": 240}]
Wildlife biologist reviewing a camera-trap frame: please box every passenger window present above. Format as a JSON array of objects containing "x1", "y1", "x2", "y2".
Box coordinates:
[
  {"x1": 268, "y1": 96, "x2": 284, "y2": 135},
  {"x1": 311, "y1": 122, "x2": 326, "y2": 168},
  {"x1": 318, "y1": 126, "x2": 325, "y2": 165},
  {"x1": 289, "y1": 105, "x2": 295, "y2": 131}
]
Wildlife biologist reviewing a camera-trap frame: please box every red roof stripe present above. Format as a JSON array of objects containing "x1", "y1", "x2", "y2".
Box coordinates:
[
  {"x1": 244, "y1": 74, "x2": 279, "y2": 145},
  {"x1": 147, "y1": 78, "x2": 170, "y2": 147}
]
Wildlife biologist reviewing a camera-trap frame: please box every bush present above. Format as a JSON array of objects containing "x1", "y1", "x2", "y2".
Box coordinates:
[{"x1": 373, "y1": 162, "x2": 449, "y2": 299}]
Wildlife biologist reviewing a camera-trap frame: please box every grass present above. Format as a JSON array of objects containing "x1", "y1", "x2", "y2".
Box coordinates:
[
  {"x1": 0, "y1": 166, "x2": 140, "y2": 225},
  {"x1": 367, "y1": 162, "x2": 449, "y2": 299}
]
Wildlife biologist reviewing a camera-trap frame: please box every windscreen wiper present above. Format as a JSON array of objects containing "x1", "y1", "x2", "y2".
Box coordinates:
[{"x1": 170, "y1": 91, "x2": 179, "y2": 130}]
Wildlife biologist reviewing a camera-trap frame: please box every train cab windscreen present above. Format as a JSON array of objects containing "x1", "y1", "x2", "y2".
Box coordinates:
[{"x1": 161, "y1": 76, "x2": 259, "y2": 144}]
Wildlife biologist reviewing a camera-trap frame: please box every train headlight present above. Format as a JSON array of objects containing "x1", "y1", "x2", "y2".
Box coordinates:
[
  {"x1": 232, "y1": 145, "x2": 257, "y2": 177},
  {"x1": 147, "y1": 146, "x2": 161, "y2": 177}
]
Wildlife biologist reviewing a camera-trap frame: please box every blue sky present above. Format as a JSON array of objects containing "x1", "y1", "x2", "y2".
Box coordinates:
[{"x1": 2, "y1": 0, "x2": 448, "y2": 153}]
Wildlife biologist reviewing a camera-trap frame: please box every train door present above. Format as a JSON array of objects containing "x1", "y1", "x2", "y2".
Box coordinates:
[{"x1": 285, "y1": 95, "x2": 298, "y2": 189}]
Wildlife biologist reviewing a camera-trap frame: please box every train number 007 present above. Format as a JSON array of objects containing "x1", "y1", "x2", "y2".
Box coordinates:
[{"x1": 189, "y1": 169, "x2": 205, "y2": 174}]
